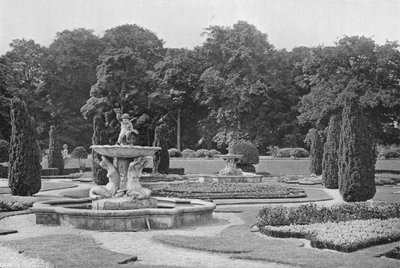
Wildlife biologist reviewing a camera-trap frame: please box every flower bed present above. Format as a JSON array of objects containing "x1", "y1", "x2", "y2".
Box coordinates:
[
  {"x1": 257, "y1": 202, "x2": 400, "y2": 226},
  {"x1": 260, "y1": 218, "x2": 400, "y2": 252},
  {"x1": 149, "y1": 182, "x2": 306, "y2": 199},
  {"x1": 139, "y1": 174, "x2": 188, "y2": 183}
]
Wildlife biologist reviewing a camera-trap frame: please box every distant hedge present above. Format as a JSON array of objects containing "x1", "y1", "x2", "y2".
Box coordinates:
[{"x1": 274, "y1": 148, "x2": 309, "y2": 158}]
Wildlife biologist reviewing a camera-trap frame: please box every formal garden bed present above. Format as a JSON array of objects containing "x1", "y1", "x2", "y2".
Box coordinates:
[
  {"x1": 148, "y1": 182, "x2": 306, "y2": 199},
  {"x1": 139, "y1": 174, "x2": 188, "y2": 183},
  {"x1": 257, "y1": 202, "x2": 400, "y2": 252}
]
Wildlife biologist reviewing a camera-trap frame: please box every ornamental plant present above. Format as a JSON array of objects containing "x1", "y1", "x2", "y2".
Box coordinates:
[
  {"x1": 322, "y1": 115, "x2": 341, "y2": 189},
  {"x1": 229, "y1": 141, "x2": 259, "y2": 173},
  {"x1": 8, "y1": 97, "x2": 42, "y2": 196},
  {"x1": 338, "y1": 99, "x2": 376, "y2": 202},
  {"x1": 48, "y1": 125, "x2": 64, "y2": 173}
]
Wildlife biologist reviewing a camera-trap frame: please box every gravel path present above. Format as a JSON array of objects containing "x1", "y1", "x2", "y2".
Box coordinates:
[{"x1": 0, "y1": 211, "x2": 295, "y2": 267}]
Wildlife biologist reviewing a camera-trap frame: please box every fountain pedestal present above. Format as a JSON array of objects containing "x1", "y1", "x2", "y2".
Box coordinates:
[{"x1": 89, "y1": 145, "x2": 161, "y2": 210}]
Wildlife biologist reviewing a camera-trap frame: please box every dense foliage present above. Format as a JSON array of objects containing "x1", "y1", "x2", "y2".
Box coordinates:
[
  {"x1": 1, "y1": 23, "x2": 400, "y2": 156},
  {"x1": 274, "y1": 148, "x2": 309, "y2": 158},
  {"x1": 8, "y1": 97, "x2": 41, "y2": 196},
  {"x1": 91, "y1": 113, "x2": 108, "y2": 185},
  {"x1": 152, "y1": 122, "x2": 170, "y2": 174}
]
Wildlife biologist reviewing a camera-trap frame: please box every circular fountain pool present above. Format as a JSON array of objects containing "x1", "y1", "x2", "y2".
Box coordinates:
[{"x1": 33, "y1": 197, "x2": 216, "y2": 231}]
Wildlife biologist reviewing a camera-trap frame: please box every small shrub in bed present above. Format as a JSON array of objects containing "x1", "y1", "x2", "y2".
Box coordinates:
[
  {"x1": 274, "y1": 148, "x2": 309, "y2": 158},
  {"x1": 0, "y1": 199, "x2": 30, "y2": 212},
  {"x1": 168, "y1": 148, "x2": 182, "y2": 157}
]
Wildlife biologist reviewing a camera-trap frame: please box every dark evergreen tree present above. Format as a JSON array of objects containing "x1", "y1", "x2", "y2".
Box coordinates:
[
  {"x1": 8, "y1": 97, "x2": 41, "y2": 196},
  {"x1": 322, "y1": 115, "x2": 341, "y2": 189},
  {"x1": 308, "y1": 128, "x2": 324, "y2": 175},
  {"x1": 152, "y1": 123, "x2": 170, "y2": 174},
  {"x1": 48, "y1": 125, "x2": 64, "y2": 173},
  {"x1": 339, "y1": 99, "x2": 376, "y2": 202},
  {"x1": 92, "y1": 113, "x2": 108, "y2": 185}
]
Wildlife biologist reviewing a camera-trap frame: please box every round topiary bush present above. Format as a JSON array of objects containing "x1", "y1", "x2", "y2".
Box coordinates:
[
  {"x1": 0, "y1": 139, "x2": 10, "y2": 163},
  {"x1": 168, "y1": 148, "x2": 182, "y2": 157},
  {"x1": 229, "y1": 141, "x2": 259, "y2": 173}
]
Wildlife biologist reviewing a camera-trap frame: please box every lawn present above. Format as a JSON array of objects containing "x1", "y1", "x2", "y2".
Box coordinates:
[{"x1": 54, "y1": 156, "x2": 400, "y2": 175}]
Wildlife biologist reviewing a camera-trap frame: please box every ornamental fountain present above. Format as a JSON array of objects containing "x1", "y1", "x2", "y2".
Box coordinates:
[
  {"x1": 199, "y1": 154, "x2": 263, "y2": 183},
  {"x1": 33, "y1": 111, "x2": 215, "y2": 231}
]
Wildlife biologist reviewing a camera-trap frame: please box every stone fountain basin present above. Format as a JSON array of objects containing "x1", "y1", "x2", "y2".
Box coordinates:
[
  {"x1": 199, "y1": 172, "x2": 263, "y2": 183},
  {"x1": 91, "y1": 145, "x2": 161, "y2": 158},
  {"x1": 32, "y1": 197, "x2": 216, "y2": 231}
]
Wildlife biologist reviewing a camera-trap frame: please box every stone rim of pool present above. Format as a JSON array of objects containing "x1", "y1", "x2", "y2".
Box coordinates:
[{"x1": 32, "y1": 197, "x2": 216, "y2": 231}]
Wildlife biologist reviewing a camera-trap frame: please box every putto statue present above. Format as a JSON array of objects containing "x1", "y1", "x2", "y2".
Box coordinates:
[{"x1": 114, "y1": 108, "x2": 138, "y2": 145}]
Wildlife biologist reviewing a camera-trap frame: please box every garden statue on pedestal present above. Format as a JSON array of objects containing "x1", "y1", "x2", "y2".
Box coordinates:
[{"x1": 114, "y1": 108, "x2": 138, "y2": 145}]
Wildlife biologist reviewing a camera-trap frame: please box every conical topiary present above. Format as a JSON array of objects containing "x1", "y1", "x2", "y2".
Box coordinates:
[
  {"x1": 48, "y1": 125, "x2": 64, "y2": 174},
  {"x1": 92, "y1": 113, "x2": 109, "y2": 185},
  {"x1": 322, "y1": 115, "x2": 341, "y2": 189},
  {"x1": 338, "y1": 99, "x2": 376, "y2": 202},
  {"x1": 308, "y1": 128, "x2": 324, "y2": 175},
  {"x1": 8, "y1": 97, "x2": 41, "y2": 196}
]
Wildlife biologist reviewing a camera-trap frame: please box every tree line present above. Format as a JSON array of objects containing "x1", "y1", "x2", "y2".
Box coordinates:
[{"x1": 1, "y1": 21, "x2": 400, "y2": 154}]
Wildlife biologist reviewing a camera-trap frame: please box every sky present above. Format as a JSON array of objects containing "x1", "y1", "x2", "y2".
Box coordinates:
[{"x1": 1, "y1": 0, "x2": 400, "y2": 55}]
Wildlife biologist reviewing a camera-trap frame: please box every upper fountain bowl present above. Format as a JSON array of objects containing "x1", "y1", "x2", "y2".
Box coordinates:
[{"x1": 90, "y1": 145, "x2": 161, "y2": 158}]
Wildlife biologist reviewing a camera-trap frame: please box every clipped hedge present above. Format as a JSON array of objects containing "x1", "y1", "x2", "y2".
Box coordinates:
[
  {"x1": 194, "y1": 149, "x2": 212, "y2": 158},
  {"x1": 41, "y1": 168, "x2": 59, "y2": 176},
  {"x1": 261, "y1": 218, "x2": 400, "y2": 252},
  {"x1": 274, "y1": 148, "x2": 309, "y2": 158},
  {"x1": 181, "y1": 149, "x2": 195, "y2": 158},
  {"x1": 379, "y1": 149, "x2": 400, "y2": 159},
  {"x1": 257, "y1": 202, "x2": 400, "y2": 227}
]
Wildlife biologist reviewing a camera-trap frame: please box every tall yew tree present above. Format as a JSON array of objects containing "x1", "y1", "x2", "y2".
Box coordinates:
[
  {"x1": 8, "y1": 97, "x2": 41, "y2": 196},
  {"x1": 322, "y1": 115, "x2": 341, "y2": 188},
  {"x1": 48, "y1": 125, "x2": 64, "y2": 173},
  {"x1": 339, "y1": 98, "x2": 375, "y2": 201}
]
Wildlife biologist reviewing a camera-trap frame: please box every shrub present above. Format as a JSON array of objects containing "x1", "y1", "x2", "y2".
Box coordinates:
[
  {"x1": 71, "y1": 146, "x2": 88, "y2": 171},
  {"x1": 0, "y1": 139, "x2": 9, "y2": 163},
  {"x1": 8, "y1": 97, "x2": 41, "y2": 196},
  {"x1": 322, "y1": 115, "x2": 341, "y2": 189},
  {"x1": 47, "y1": 125, "x2": 64, "y2": 173},
  {"x1": 168, "y1": 148, "x2": 182, "y2": 157},
  {"x1": 182, "y1": 149, "x2": 195, "y2": 158},
  {"x1": 274, "y1": 148, "x2": 309, "y2": 158},
  {"x1": 339, "y1": 99, "x2": 376, "y2": 202},
  {"x1": 195, "y1": 149, "x2": 211, "y2": 158},
  {"x1": 229, "y1": 141, "x2": 259, "y2": 164}
]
